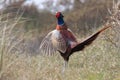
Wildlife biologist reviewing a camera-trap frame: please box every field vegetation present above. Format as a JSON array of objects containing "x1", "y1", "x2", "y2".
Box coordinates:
[{"x1": 0, "y1": 0, "x2": 120, "y2": 80}]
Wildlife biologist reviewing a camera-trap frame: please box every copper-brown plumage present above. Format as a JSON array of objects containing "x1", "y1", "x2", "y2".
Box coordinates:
[
  {"x1": 59, "y1": 26, "x2": 110, "y2": 62},
  {"x1": 39, "y1": 12, "x2": 110, "y2": 70}
]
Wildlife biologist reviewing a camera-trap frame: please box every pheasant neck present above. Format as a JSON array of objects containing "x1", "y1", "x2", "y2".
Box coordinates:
[{"x1": 57, "y1": 17, "x2": 65, "y2": 26}]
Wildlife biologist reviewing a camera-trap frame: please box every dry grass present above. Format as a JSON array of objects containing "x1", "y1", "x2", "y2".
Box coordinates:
[
  {"x1": 0, "y1": 35, "x2": 120, "y2": 80},
  {"x1": 0, "y1": 1, "x2": 120, "y2": 80},
  {"x1": 0, "y1": 17, "x2": 119, "y2": 80}
]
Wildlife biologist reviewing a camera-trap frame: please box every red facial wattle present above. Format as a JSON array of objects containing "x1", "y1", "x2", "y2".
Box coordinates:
[{"x1": 56, "y1": 12, "x2": 61, "y2": 18}]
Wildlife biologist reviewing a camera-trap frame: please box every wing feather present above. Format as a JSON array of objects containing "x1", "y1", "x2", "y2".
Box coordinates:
[
  {"x1": 51, "y1": 30, "x2": 67, "y2": 53},
  {"x1": 39, "y1": 30, "x2": 67, "y2": 55},
  {"x1": 39, "y1": 31, "x2": 57, "y2": 55}
]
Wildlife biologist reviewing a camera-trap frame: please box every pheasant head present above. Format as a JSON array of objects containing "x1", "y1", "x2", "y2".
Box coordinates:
[{"x1": 56, "y1": 12, "x2": 65, "y2": 26}]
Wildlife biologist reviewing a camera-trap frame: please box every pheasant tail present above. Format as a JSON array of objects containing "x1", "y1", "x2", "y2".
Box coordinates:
[{"x1": 71, "y1": 26, "x2": 111, "y2": 53}]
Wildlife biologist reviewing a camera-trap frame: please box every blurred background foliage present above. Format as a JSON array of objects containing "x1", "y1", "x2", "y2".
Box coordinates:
[
  {"x1": 0, "y1": 0, "x2": 117, "y2": 35},
  {"x1": 0, "y1": 0, "x2": 119, "y2": 54}
]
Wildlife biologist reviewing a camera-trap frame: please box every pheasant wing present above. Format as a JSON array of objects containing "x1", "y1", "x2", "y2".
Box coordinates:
[
  {"x1": 39, "y1": 30, "x2": 67, "y2": 55},
  {"x1": 39, "y1": 31, "x2": 56, "y2": 55}
]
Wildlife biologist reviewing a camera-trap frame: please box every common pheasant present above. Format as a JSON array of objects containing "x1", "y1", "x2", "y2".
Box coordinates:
[{"x1": 39, "y1": 12, "x2": 110, "y2": 71}]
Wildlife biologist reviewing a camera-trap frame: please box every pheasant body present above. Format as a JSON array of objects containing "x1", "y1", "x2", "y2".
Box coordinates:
[{"x1": 39, "y1": 12, "x2": 110, "y2": 67}]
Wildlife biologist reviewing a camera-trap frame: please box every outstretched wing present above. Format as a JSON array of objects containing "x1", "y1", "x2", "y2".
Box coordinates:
[
  {"x1": 39, "y1": 31, "x2": 56, "y2": 55},
  {"x1": 39, "y1": 30, "x2": 67, "y2": 55},
  {"x1": 71, "y1": 26, "x2": 110, "y2": 53}
]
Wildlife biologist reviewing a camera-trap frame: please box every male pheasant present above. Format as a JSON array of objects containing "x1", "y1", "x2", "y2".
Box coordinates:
[{"x1": 39, "y1": 12, "x2": 110, "y2": 69}]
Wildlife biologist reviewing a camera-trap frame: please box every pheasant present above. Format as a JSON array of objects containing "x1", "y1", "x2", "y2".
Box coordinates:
[{"x1": 39, "y1": 12, "x2": 110, "y2": 70}]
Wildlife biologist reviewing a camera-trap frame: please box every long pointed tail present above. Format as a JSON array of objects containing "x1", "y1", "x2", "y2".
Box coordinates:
[
  {"x1": 98, "y1": 25, "x2": 111, "y2": 33},
  {"x1": 71, "y1": 25, "x2": 111, "y2": 53}
]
